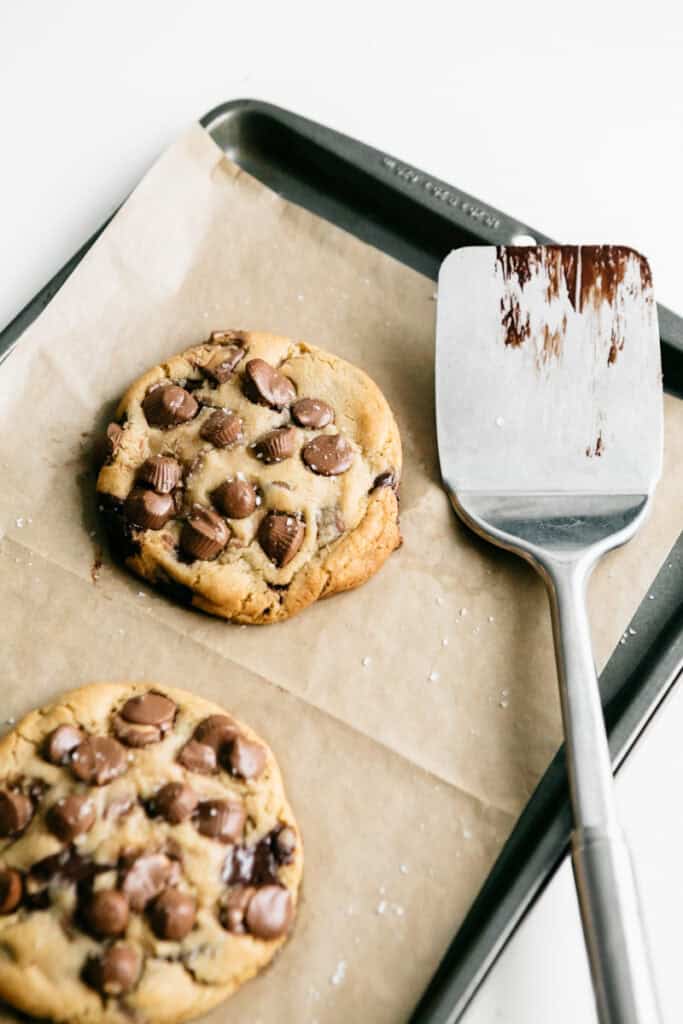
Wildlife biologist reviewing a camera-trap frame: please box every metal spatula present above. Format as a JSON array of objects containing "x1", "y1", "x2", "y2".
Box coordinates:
[{"x1": 436, "y1": 245, "x2": 662, "y2": 1024}]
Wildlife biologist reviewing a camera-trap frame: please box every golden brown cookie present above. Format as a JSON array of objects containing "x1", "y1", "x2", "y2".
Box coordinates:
[
  {"x1": 96, "y1": 330, "x2": 402, "y2": 624},
  {"x1": 0, "y1": 683, "x2": 302, "y2": 1023}
]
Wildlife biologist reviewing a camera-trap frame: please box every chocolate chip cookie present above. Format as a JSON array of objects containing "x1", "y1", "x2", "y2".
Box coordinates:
[
  {"x1": 0, "y1": 683, "x2": 302, "y2": 1023},
  {"x1": 96, "y1": 330, "x2": 402, "y2": 623}
]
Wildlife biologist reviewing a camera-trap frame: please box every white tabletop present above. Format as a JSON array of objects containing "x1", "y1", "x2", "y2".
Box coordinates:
[{"x1": 2, "y1": 3, "x2": 681, "y2": 1021}]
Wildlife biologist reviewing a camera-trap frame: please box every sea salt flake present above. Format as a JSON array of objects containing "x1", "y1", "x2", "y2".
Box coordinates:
[
  {"x1": 362, "y1": 656, "x2": 372, "y2": 668},
  {"x1": 428, "y1": 671, "x2": 440, "y2": 683},
  {"x1": 488, "y1": 615, "x2": 495, "y2": 623},
  {"x1": 330, "y1": 960, "x2": 347, "y2": 986},
  {"x1": 463, "y1": 828, "x2": 472, "y2": 840},
  {"x1": 628, "y1": 627, "x2": 637, "y2": 636},
  {"x1": 376, "y1": 901, "x2": 387, "y2": 915},
  {"x1": 495, "y1": 416, "x2": 505, "y2": 427},
  {"x1": 459, "y1": 607, "x2": 467, "y2": 617},
  {"x1": 15, "y1": 517, "x2": 24, "y2": 528},
  {"x1": 399, "y1": 864, "x2": 408, "y2": 875},
  {"x1": 442, "y1": 638, "x2": 449, "y2": 647},
  {"x1": 436, "y1": 596, "x2": 444, "y2": 606}
]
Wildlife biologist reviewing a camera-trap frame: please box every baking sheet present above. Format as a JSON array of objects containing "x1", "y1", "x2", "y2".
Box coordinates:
[{"x1": 0, "y1": 123, "x2": 681, "y2": 1022}]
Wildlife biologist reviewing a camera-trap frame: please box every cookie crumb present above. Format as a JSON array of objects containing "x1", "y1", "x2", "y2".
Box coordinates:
[{"x1": 459, "y1": 607, "x2": 467, "y2": 618}]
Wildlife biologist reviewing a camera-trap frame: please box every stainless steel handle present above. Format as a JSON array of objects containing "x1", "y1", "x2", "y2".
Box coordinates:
[{"x1": 547, "y1": 560, "x2": 661, "y2": 1024}]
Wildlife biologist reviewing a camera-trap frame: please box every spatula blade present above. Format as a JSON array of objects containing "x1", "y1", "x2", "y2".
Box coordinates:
[{"x1": 436, "y1": 246, "x2": 662, "y2": 497}]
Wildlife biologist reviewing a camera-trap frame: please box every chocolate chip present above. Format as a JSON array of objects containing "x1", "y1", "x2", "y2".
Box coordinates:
[
  {"x1": 291, "y1": 398, "x2": 334, "y2": 429},
  {"x1": 245, "y1": 885, "x2": 293, "y2": 939},
  {"x1": 149, "y1": 888, "x2": 196, "y2": 940},
  {"x1": 43, "y1": 724, "x2": 85, "y2": 765},
  {"x1": 180, "y1": 504, "x2": 229, "y2": 561},
  {"x1": 243, "y1": 358, "x2": 296, "y2": 410},
  {"x1": 258, "y1": 512, "x2": 304, "y2": 567},
  {"x1": 302, "y1": 434, "x2": 354, "y2": 476},
  {"x1": 229, "y1": 737, "x2": 266, "y2": 780},
  {"x1": 121, "y1": 852, "x2": 176, "y2": 912},
  {"x1": 202, "y1": 345, "x2": 246, "y2": 384},
  {"x1": 194, "y1": 715, "x2": 238, "y2": 755},
  {"x1": 113, "y1": 716, "x2": 163, "y2": 748},
  {"x1": 0, "y1": 869, "x2": 22, "y2": 914},
  {"x1": 0, "y1": 790, "x2": 33, "y2": 837},
  {"x1": 104, "y1": 422, "x2": 124, "y2": 462},
  {"x1": 254, "y1": 427, "x2": 298, "y2": 464},
  {"x1": 154, "y1": 782, "x2": 198, "y2": 824},
  {"x1": 71, "y1": 736, "x2": 127, "y2": 786},
  {"x1": 196, "y1": 799, "x2": 245, "y2": 843},
  {"x1": 84, "y1": 889, "x2": 129, "y2": 937},
  {"x1": 200, "y1": 409, "x2": 244, "y2": 447},
  {"x1": 274, "y1": 825, "x2": 297, "y2": 864},
  {"x1": 121, "y1": 692, "x2": 176, "y2": 730},
  {"x1": 372, "y1": 469, "x2": 397, "y2": 491},
  {"x1": 137, "y1": 455, "x2": 182, "y2": 494},
  {"x1": 142, "y1": 384, "x2": 199, "y2": 428},
  {"x1": 83, "y1": 944, "x2": 141, "y2": 996},
  {"x1": 177, "y1": 739, "x2": 217, "y2": 775},
  {"x1": 212, "y1": 478, "x2": 257, "y2": 519},
  {"x1": 220, "y1": 886, "x2": 255, "y2": 933},
  {"x1": 124, "y1": 487, "x2": 175, "y2": 530},
  {"x1": 47, "y1": 795, "x2": 96, "y2": 842}
]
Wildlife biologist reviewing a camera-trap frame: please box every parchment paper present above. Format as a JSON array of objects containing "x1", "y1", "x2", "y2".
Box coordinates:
[{"x1": 0, "y1": 124, "x2": 681, "y2": 1023}]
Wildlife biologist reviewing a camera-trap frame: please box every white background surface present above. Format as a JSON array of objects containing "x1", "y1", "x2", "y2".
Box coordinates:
[{"x1": 1, "y1": 3, "x2": 682, "y2": 1021}]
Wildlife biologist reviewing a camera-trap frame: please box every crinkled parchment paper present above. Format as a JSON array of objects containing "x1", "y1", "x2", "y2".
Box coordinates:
[{"x1": 0, "y1": 124, "x2": 681, "y2": 1022}]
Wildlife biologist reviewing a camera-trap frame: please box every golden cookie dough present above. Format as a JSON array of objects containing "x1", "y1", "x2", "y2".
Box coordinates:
[
  {"x1": 0, "y1": 683, "x2": 302, "y2": 1024},
  {"x1": 96, "y1": 330, "x2": 402, "y2": 624}
]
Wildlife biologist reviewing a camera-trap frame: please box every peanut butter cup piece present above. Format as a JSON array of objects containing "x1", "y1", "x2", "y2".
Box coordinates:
[
  {"x1": 229, "y1": 736, "x2": 267, "y2": 780},
  {"x1": 137, "y1": 455, "x2": 182, "y2": 494},
  {"x1": 178, "y1": 739, "x2": 217, "y2": 774},
  {"x1": 202, "y1": 344, "x2": 245, "y2": 384},
  {"x1": 44, "y1": 724, "x2": 85, "y2": 765},
  {"x1": 213, "y1": 477, "x2": 257, "y2": 519},
  {"x1": 196, "y1": 799, "x2": 246, "y2": 843},
  {"x1": 258, "y1": 512, "x2": 304, "y2": 568},
  {"x1": 84, "y1": 944, "x2": 141, "y2": 996},
  {"x1": 246, "y1": 885, "x2": 293, "y2": 940},
  {"x1": 142, "y1": 383, "x2": 199, "y2": 428},
  {"x1": 154, "y1": 782, "x2": 198, "y2": 824},
  {"x1": 47, "y1": 795, "x2": 96, "y2": 842},
  {"x1": 149, "y1": 888, "x2": 196, "y2": 940},
  {"x1": 0, "y1": 790, "x2": 33, "y2": 837},
  {"x1": 180, "y1": 504, "x2": 229, "y2": 561},
  {"x1": 121, "y1": 852, "x2": 176, "y2": 912},
  {"x1": 302, "y1": 434, "x2": 354, "y2": 475},
  {"x1": 200, "y1": 409, "x2": 243, "y2": 448},
  {"x1": 70, "y1": 736, "x2": 127, "y2": 786},
  {"x1": 113, "y1": 716, "x2": 162, "y2": 747},
  {"x1": 84, "y1": 889, "x2": 129, "y2": 937},
  {"x1": 0, "y1": 868, "x2": 22, "y2": 914},
  {"x1": 292, "y1": 397, "x2": 334, "y2": 429},
  {"x1": 254, "y1": 427, "x2": 298, "y2": 464},
  {"x1": 244, "y1": 358, "x2": 296, "y2": 410},
  {"x1": 124, "y1": 487, "x2": 175, "y2": 530}
]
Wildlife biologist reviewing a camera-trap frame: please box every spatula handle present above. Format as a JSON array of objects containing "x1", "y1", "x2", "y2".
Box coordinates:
[{"x1": 548, "y1": 561, "x2": 661, "y2": 1024}]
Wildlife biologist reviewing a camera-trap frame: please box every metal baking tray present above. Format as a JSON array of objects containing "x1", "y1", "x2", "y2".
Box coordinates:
[{"x1": 1, "y1": 99, "x2": 681, "y2": 1023}]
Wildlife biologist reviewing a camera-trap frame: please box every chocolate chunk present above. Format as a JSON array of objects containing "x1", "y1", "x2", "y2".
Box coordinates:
[
  {"x1": 0, "y1": 790, "x2": 33, "y2": 837},
  {"x1": 124, "y1": 487, "x2": 175, "y2": 530},
  {"x1": 274, "y1": 825, "x2": 297, "y2": 864},
  {"x1": 84, "y1": 889, "x2": 129, "y2": 937},
  {"x1": 196, "y1": 799, "x2": 245, "y2": 843},
  {"x1": 113, "y1": 716, "x2": 162, "y2": 748},
  {"x1": 121, "y1": 852, "x2": 175, "y2": 912},
  {"x1": 244, "y1": 358, "x2": 296, "y2": 410},
  {"x1": 220, "y1": 885, "x2": 255, "y2": 933},
  {"x1": 258, "y1": 512, "x2": 304, "y2": 567},
  {"x1": 200, "y1": 409, "x2": 244, "y2": 448},
  {"x1": 121, "y1": 692, "x2": 176, "y2": 730},
  {"x1": 137, "y1": 455, "x2": 182, "y2": 494},
  {"x1": 193, "y1": 715, "x2": 238, "y2": 755},
  {"x1": 254, "y1": 427, "x2": 298, "y2": 464},
  {"x1": 229, "y1": 736, "x2": 266, "y2": 780},
  {"x1": 180, "y1": 504, "x2": 229, "y2": 561},
  {"x1": 149, "y1": 888, "x2": 196, "y2": 940},
  {"x1": 292, "y1": 398, "x2": 334, "y2": 429},
  {"x1": 83, "y1": 944, "x2": 141, "y2": 996},
  {"x1": 177, "y1": 739, "x2": 217, "y2": 775},
  {"x1": 212, "y1": 478, "x2": 257, "y2": 519},
  {"x1": 142, "y1": 383, "x2": 199, "y2": 428},
  {"x1": 372, "y1": 469, "x2": 397, "y2": 491},
  {"x1": 202, "y1": 344, "x2": 246, "y2": 384},
  {"x1": 71, "y1": 736, "x2": 127, "y2": 786},
  {"x1": 154, "y1": 782, "x2": 198, "y2": 824},
  {"x1": 246, "y1": 885, "x2": 293, "y2": 940},
  {"x1": 47, "y1": 795, "x2": 96, "y2": 842},
  {"x1": 0, "y1": 868, "x2": 22, "y2": 914},
  {"x1": 104, "y1": 422, "x2": 124, "y2": 461},
  {"x1": 43, "y1": 724, "x2": 85, "y2": 765},
  {"x1": 302, "y1": 434, "x2": 354, "y2": 476}
]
